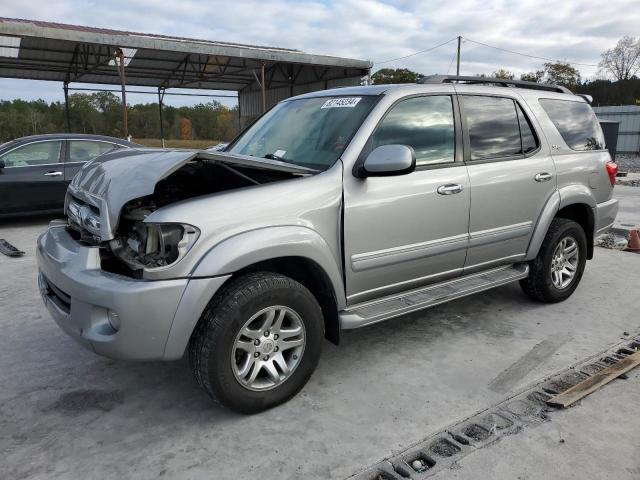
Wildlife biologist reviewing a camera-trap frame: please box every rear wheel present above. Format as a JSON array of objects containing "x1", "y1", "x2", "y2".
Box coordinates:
[
  {"x1": 189, "y1": 272, "x2": 323, "y2": 413},
  {"x1": 520, "y1": 218, "x2": 587, "y2": 303}
]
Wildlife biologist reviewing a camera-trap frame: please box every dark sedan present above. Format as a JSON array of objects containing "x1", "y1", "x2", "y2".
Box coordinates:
[{"x1": 0, "y1": 134, "x2": 139, "y2": 218}]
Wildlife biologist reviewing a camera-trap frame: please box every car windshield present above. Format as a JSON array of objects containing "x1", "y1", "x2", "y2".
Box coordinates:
[{"x1": 228, "y1": 95, "x2": 378, "y2": 171}]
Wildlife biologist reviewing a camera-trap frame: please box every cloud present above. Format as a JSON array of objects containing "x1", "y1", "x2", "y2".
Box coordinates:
[{"x1": 1, "y1": 0, "x2": 638, "y2": 103}]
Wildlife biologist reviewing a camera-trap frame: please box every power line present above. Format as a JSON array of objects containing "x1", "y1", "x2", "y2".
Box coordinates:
[
  {"x1": 446, "y1": 49, "x2": 458, "y2": 74},
  {"x1": 374, "y1": 37, "x2": 458, "y2": 66},
  {"x1": 463, "y1": 37, "x2": 599, "y2": 67}
]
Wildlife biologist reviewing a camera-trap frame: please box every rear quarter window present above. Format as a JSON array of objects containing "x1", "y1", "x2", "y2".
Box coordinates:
[{"x1": 539, "y1": 99, "x2": 605, "y2": 151}]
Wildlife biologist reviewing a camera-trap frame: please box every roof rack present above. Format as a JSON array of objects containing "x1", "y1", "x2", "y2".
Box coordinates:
[{"x1": 417, "y1": 75, "x2": 573, "y2": 94}]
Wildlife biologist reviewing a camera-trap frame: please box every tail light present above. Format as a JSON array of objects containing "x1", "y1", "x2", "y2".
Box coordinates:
[{"x1": 606, "y1": 161, "x2": 618, "y2": 187}]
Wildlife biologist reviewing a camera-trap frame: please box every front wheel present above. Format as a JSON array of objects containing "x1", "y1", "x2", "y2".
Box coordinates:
[
  {"x1": 189, "y1": 272, "x2": 324, "y2": 414},
  {"x1": 520, "y1": 218, "x2": 587, "y2": 303}
]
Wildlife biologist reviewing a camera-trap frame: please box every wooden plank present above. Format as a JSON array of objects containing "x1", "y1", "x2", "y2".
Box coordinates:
[{"x1": 546, "y1": 351, "x2": 640, "y2": 408}]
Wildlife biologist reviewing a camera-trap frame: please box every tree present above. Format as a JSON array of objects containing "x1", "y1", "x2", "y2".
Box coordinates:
[
  {"x1": 520, "y1": 70, "x2": 544, "y2": 83},
  {"x1": 492, "y1": 69, "x2": 515, "y2": 79},
  {"x1": 541, "y1": 62, "x2": 581, "y2": 88},
  {"x1": 371, "y1": 68, "x2": 423, "y2": 84},
  {"x1": 599, "y1": 36, "x2": 640, "y2": 81}
]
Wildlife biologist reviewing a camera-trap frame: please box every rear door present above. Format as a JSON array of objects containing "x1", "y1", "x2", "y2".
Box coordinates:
[
  {"x1": 343, "y1": 93, "x2": 471, "y2": 304},
  {"x1": 65, "y1": 139, "x2": 122, "y2": 180},
  {"x1": 460, "y1": 94, "x2": 556, "y2": 272},
  {"x1": 0, "y1": 140, "x2": 66, "y2": 215}
]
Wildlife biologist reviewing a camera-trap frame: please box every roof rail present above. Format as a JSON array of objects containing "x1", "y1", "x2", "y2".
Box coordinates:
[{"x1": 417, "y1": 75, "x2": 573, "y2": 94}]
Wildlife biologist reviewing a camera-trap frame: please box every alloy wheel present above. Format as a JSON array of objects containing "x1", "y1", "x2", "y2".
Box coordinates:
[{"x1": 231, "y1": 305, "x2": 306, "y2": 391}]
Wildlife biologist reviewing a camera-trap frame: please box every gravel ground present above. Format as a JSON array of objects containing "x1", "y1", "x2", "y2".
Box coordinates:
[{"x1": 615, "y1": 153, "x2": 640, "y2": 173}]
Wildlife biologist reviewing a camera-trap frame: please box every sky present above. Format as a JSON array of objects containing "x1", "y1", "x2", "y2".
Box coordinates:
[{"x1": 1, "y1": 0, "x2": 638, "y2": 107}]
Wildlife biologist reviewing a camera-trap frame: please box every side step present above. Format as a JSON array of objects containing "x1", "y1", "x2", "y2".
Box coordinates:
[{"x1": 339, "y1": 263, "x2": 529, "y2": 329}]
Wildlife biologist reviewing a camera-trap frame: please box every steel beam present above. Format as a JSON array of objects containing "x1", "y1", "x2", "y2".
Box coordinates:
[
  {"x1": 115, "y1": 50, "x2": 129, "y2": 138},
  {"x1": 158, "y1": 87, "x2": 165, "y2": 148},
  {"x1": 63, "y1": 81, "x2": 71, "y2": 133}
]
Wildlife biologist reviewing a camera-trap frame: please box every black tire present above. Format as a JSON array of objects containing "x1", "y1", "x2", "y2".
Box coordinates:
[
  {"x1": 188, "y1": 272, "x2": 323, "y2": 414},
  {"x1": 520, "y1": 218, "x2": 587, "y2": 303}
]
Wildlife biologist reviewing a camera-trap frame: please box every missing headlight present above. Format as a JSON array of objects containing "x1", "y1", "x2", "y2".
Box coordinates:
[{"x1": 109, "y1": 222, "x2": 199, "y2": 272}]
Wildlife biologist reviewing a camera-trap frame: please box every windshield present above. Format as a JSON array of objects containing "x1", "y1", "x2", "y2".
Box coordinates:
[{"x1": 228, "y1": 95, "x2": 378, "y2": 170}]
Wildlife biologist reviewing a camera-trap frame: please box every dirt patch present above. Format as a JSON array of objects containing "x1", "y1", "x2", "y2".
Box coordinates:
[
  {"x1": 44, "y1": 389, "x2": 124, "y2": 414},
  {"x1": 462, "y1": 423, "x2": 491, "y2": 441},
  {"x1": 481, "y1": 412, "x2": 514, "y2": 430},
  {"x1": 429, "y1": 438, "x2": 461, "y2": 457}
]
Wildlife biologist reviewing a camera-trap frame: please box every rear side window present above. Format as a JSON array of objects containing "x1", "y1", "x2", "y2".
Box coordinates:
[
  {"x1": 462, "y1": 96, "x2": 522, "y2": 160},
  {"x1": 370, "y1": 95, "x2": 455, "y2": 166},
  {"x1": 69, "y1": 141, "x2": 120, "y2": 162},
  {"x1": 539, "y1": 99, "x2": 604, "y2": 151}
]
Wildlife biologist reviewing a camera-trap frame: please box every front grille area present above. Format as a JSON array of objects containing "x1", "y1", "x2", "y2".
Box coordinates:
[{"x1": 40, "y1": 274, "x2": 71, "y2": 314}]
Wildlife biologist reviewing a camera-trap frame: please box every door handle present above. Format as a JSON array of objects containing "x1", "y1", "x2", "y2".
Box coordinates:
[
  {"x1": 437, "y1": 183, "x2": 464, "y2": 195},
  {"x1": 44, "y1": 171, "x2": 63, "y2": 177},
  {"x1": 534, "y1": 172, "x2": 553, "y2": 182}
]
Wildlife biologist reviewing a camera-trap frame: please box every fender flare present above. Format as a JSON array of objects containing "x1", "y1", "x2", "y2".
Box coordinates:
[
  {"x1": 558, "y1": 184, "x2": 597, "y2": 210},
  {"x1": 191, "y1": 225, "x2": 347, "y2": 309},
  {"x1": 525, "y1": 186, "x2": 597, "y2": 261},
  {"x1": 525, "y1": 191, "x2": 560, "y2": 261}
]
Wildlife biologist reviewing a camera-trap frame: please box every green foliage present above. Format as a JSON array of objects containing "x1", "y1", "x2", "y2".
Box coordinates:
[
  {"x1": 576, "y1": 78, "x2": 640, "y2": 106},
  {"x1": 542, "y1": 62, "x2": 581, "y2": 88},
  {"x1": 520, "y1": 70, "x2": 544, "y2": 83},
  {"x1": 0, "y1": 92, "x2": 239, "y2": 143},
  {"x1": 517, "y1": 63, "x2": 580, "y2": 87},
  {"x1": 492, "y1": 69, "x2": 515, "y2": 79},
  {"x1": 371, "y1": 68, "x2": 424, "y2": 84}
]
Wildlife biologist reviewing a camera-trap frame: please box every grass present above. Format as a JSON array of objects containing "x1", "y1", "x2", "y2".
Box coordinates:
[{"x1": 133, "y1": 138, "x2": 224, "y2": 149}]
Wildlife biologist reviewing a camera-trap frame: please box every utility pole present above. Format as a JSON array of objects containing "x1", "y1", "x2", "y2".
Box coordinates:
[{"x1": 456, "y1": 36, "x2": 461, "y2": 76}]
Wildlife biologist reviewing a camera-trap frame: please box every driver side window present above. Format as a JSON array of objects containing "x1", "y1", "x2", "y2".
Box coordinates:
[
  {"x1": 370, "y1": 95, "x2": 455, "y2": 166},
  {"x1": 1, "y1": 141, "x2": 63, "y2": 167}
]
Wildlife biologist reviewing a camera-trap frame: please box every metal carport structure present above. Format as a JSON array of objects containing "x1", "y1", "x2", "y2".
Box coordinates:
[{"x1": 0, "y1": 17, "x2": 371, "y2": 141}]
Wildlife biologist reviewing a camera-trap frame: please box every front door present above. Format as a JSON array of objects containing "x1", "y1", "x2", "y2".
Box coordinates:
[
  {"x1": 460, "y1": 94, "x2": 556, "y2": 272},
  {"x1": 0, "y1": 140, "x2": 66, "y2": 216},
  {"x1": 343, "y1": 94, "x2": 471, "y2": 304}
]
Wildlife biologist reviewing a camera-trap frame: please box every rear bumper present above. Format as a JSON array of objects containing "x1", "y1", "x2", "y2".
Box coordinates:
[
  {"x1": 36, "y1": 225, "x2": 229, "y2": 360},
  {"x1": 595, "y1": 198, "x2": 619, "y2": 234}
]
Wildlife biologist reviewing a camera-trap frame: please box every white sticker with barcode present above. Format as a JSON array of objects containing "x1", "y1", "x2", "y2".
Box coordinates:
[{"x1": 321, "y1": 97, "x2": 362, "y2": 109}]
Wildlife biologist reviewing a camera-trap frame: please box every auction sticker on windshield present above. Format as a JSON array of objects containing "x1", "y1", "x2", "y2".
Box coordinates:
[{"x1": 321, "y1": 97, "x2": 362, "y2": 109}]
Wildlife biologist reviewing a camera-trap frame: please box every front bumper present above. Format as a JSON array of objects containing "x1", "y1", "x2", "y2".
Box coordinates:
[{"x1": 36, "y1": 224, "x2": 229, "y2": 360}]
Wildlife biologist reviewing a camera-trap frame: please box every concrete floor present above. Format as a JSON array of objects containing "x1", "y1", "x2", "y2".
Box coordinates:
[
  {"x1": 432, "y1": 369, "x2": 640, "y2": 480},
  {"x1": 1, "y1": 187, "x2": 639, "y2": 480},
  {"x1": 614, "y1": 185, "x2": 640, "y2": 228}
]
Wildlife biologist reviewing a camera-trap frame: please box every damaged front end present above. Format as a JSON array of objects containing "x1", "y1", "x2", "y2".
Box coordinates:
[
  {"x1": 108, "y1": 214, "x2": 200, "y2": 273},
  {"x1": 64, "y1": 149, "x2": 312, "y2": 278}
]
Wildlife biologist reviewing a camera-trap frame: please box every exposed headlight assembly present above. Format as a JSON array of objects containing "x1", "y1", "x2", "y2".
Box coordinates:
[{"x1": 109, "y1": 222, "x2": 200, "y2": 272}]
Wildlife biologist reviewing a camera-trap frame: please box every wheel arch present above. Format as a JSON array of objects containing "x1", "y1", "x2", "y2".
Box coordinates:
[
  {"x1": 226, "y1": 256, "x2": 342, "y2": 345},
  {"x1": 526, "y1": 187, "x2": 596, "y2": 261},
  {"x1": 554, "y1": 203, "x2": 595, "y2": 259},
  {"x1": 190, "y1": 226, "x2": 346, "y2": 345}
]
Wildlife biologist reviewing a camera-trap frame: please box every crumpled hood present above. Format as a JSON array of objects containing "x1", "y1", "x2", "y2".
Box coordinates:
[{"x1": 66, "y1": 148, "x2": 315, "y2": 241}]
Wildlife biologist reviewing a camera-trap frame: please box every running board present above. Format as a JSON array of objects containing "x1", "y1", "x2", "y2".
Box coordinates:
[{"x1": 339, "y1": 263, "x2": 529, "y2": 329}]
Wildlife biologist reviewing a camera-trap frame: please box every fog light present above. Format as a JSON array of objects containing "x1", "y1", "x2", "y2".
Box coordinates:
[{"x1": 107, "y1": 311, "x2": 121, "y2": 331}]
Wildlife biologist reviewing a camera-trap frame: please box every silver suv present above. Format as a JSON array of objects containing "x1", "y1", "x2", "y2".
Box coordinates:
[{"x1": 37, "y1": 76, "x2": 619, "y2": 413}]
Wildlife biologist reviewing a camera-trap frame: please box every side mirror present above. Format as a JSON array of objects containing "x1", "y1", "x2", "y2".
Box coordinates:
[
  {"x1": 359, "y1": 145, "x2": 416, "y2": 178},
  {"x1": 0, "y1": 159, "x2": 5, "y2": 169}
]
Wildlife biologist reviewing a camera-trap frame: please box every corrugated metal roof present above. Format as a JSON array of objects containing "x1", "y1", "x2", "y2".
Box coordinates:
[
  {"x1": 0, "y1": 16, "x2": 371, "y2": 116},
  {"x1": 0, "y1": 17, "x2": 301, "y2": 53}
]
